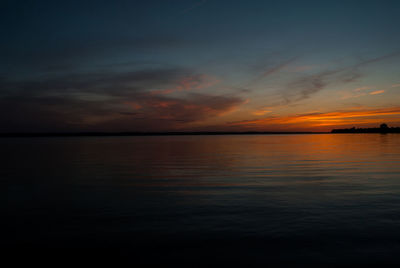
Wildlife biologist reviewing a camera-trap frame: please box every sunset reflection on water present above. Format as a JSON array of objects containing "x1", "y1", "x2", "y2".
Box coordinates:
[{"x1": 2, "y1": 134, "x2": 400, "y2": 266}]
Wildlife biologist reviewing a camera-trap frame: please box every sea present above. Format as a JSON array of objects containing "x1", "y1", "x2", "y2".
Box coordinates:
[{"x1": 2, "y1": 134, "x2": 400, "y2": 266}]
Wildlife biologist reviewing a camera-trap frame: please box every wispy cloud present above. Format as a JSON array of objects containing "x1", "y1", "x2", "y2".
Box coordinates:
[
  {"x1": 341, "y1": 86, "x2": 385, "y2": 99},
  {"x1": 353, "y1": 51, "x2": 400, "y2": 68},
  {"x1": 290, "y1": 65, "x2": 315, "y2": 72},
  {"x1": 369, "y1": 90, "x2": 385, "y2": 95},
  {"x1": 340, "y1": 92, "x2": 366, "y2": 100},
  {"x1": 354, "y1": 86, "x2": 371, "y2": 92},
  {"x1": 252, "y1": 109, "x2": 271, "y2": 116},
  {"x1": 247, "y1": 57, "x2": 297, "y2": 87},
  {"x1": 279, "y1": 52, "x2": 400, "y2": 104}
]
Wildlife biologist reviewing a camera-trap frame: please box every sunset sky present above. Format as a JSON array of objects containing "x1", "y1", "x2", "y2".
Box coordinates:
[{"x1": 1, "y1": 0, "x2": 400, "y2": 132}]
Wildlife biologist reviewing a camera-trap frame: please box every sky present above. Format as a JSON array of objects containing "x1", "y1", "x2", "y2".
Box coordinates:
[{"x1": 1, "y1": 0, "x2": 400, "y2": 132}]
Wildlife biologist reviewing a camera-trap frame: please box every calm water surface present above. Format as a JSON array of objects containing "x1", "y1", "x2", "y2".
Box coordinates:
[{"x1": 2, "y1": 134, "x2": 400, "y2": 266}]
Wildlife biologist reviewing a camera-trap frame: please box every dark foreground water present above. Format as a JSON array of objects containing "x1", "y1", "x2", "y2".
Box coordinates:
[{"x1": 2, "y1": 134, "x2": 400, "y2": 266}]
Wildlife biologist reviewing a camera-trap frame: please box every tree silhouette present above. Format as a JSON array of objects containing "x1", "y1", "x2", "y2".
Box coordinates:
[{"x1": 380, "y1": 123, "x2": 388, "y2": 129}]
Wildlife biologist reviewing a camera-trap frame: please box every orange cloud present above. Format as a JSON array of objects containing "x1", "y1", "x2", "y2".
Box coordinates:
[
  {"x1": 124, "y1": 102, "x2": 142, "y2": 110},
  {"x1": 341, "y1": 87, "x2": 384, "y2": 99},
  {"x1": 369, "y1": 90, "x2": 385, "y2": 95},
  {"x1": 252, "y1": 109, "x2": 271, "y2": 116}
]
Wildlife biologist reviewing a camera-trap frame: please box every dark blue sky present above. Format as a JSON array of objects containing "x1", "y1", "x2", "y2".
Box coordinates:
[{"x1": 1, "y1": 0, "x2": 400, "y2": 132}]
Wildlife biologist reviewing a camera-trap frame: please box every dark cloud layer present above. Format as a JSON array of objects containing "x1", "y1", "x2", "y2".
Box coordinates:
[
  {"x1": 97, "y1": 93, "x2": 243, "y2": 132},
  {"x1": 0, "y1": 67, "x2": 243, "y2": 132}
]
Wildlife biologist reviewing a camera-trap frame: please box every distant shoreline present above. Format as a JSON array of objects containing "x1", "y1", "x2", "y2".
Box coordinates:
[
  {"x1": 331, "y1": 125, "x2": 400, "y2": 133},
  {"x1": 0, "y1": 131, "x2": 330, "y2": 137}
]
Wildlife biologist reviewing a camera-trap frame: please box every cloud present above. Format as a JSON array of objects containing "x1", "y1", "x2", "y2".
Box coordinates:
[
  {"x1": 93, "y1": 93, "x2": 245, "y2": 131},
  {"x1": 340, "y1": 91, "x2": 366, "y2": 100},
  {"x1": 354, "y1": 86, "x2": 371, "y2": 92},
  {"x1": 252, "y1": 109, "x2": 272, "y2": 116},
  {"x1": 392, "y1": 84, "x2": 400, "y2": 88},
  {"x1": 283, "y1": 71, "x2": 328, "y2": 102},
  {"x1": 0, "y1": 92, "x2": 244, "y2": 132},
  {"x1": 369, "y1": 90, "x2": 385, "y2": 95},
  {"x1": 247, "y1": 57, "x2": 297, "y2": 87},
  {"x1": 126, "y1": 92, "x2": 242, "y2": 120},
  {"x1": 150, "y1": 74, "x2": 220, "y2": 95},
  {"x1": 341, "y1": 86, "x2": 385, "y2": 99},
  {"x1": 341, "y1": 86, "x2": 371, "y2": 99},
  {"x1": 290, "y1": 65, "x2": 315, "y2": 72},
  {"x1": 0, "y1": 67, "x2": 243, "y2": 132},
  {"x1": 353, "y1": 51, "x2": 400, "y2": 68},
  {"x1": 0, "y1": 67, "x2": 195, "y2": 97},
  {"x1": 0, "y1": 95, "x2": 108, "y2": 132},
  {"x1": 277, "y1": 52, "x2": 400, "y2": 105}
]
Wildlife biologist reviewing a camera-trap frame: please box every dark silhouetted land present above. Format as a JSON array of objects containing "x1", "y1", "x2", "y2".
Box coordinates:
[{"x1": 332, "y1": 124, "x2": 400, "y2": 133}]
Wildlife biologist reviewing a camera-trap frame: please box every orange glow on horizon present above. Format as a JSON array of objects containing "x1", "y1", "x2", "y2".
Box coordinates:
[{"x1": 229, "y1": 107, "x2": 400, "y2": 131}]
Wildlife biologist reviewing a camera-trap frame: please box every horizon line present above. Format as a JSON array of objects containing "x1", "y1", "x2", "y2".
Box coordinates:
[{"x1": 0, "y1": 131, "x2": 331, "y2": 137}]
